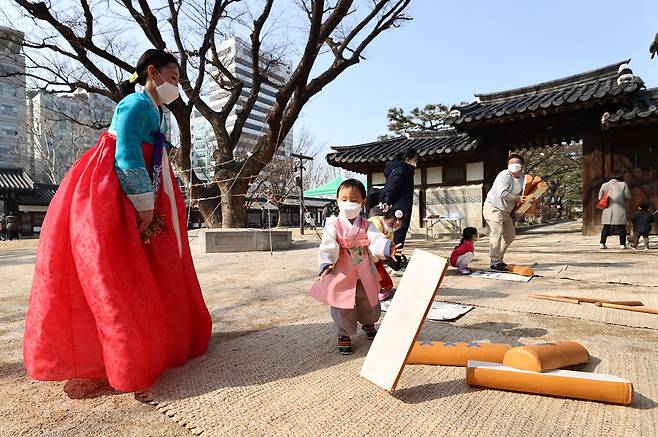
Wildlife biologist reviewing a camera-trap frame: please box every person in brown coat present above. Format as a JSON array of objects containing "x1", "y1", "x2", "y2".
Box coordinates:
[
  {"x1": 599, "y1": 176, "x2": 631, "y2": 249},
  {"x1": 5, "y1": 212, "x2": 19, "y2": 241}
]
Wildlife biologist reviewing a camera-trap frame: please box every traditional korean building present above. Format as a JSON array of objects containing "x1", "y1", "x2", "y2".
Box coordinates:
[
  {"x1": 327, "y1": 60, "x2": 658, "y2": 235},
  {"x1": 0, "y1": 167, "x2": 56, "y2": 236}
]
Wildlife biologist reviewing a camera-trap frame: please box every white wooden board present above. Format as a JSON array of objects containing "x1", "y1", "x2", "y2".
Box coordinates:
[{"x1": 360, "y1": 249, "x2": 448, "y2": 391}]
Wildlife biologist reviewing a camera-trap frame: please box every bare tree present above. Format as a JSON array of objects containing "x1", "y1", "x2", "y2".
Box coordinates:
[
  {"x1": 247, "y1": 126, "x2": 317, "y2": 226},
  {"x1": 14, "y1": 116, "x2": 90, "y2": 184},
  {"x1": 2, "y1": 0, "x2": 411, "y2": 227},
  {"x1": 513, "y1": 141, "x2": 583, "y2": 223}
]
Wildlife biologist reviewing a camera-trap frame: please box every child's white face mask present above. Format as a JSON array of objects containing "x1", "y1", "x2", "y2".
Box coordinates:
[
  {"x1": 337, "y1": 201, "x2": 362, "y2": 219},
  {"x1": 383, "y1": 222, "x2": 400, "y2": 233}
]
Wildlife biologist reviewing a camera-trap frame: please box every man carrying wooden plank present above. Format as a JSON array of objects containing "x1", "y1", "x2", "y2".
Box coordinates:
[{"x1": 482, "y1": 154, "x2": 527, "y2": 271}]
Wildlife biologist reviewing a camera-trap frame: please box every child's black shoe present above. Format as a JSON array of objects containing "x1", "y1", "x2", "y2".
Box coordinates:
[{"x1": 362, "y1": 324, "x2": 377, "y2": 340}]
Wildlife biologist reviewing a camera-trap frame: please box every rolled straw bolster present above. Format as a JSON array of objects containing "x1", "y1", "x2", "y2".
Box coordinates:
[
  {"x1": 407, "y1": 342, "x2": 511, "y2": 366},
  {"x1": 503, "y1": 341, "x2": 590, "y2": 372},
  {"x1": 466, "y1": 361, "x2": 634, "y2": 405}
]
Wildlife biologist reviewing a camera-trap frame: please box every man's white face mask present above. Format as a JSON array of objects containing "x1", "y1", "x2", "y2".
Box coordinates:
[{"x1": 508, "y1": 163, "x2": 523, "y2": 174}]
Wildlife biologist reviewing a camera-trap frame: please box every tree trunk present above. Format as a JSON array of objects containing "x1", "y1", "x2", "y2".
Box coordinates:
[
  {"x1": 219, "y1": 179, "x2": 248, "y2": 228},
  {"x1": 276, "y1": 207, "x2": 283, "y2": 228}
]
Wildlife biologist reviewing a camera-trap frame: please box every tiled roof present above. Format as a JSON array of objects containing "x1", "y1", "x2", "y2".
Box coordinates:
[
  {"x1": 0, "y1": 167, "x2": 34, "y2": 191},
  {"x1": 602, "y1": 88, "x2": 658, "y2": 128},
  {"x1": 16, "y1": 184, "x2": 57, "y2": 205},
  {"x1": 327, "y1": 129, "x2": 479, "y2": 171},
  {"x1": 451, "y1": 60, "x2": 644, "y2": 127}
]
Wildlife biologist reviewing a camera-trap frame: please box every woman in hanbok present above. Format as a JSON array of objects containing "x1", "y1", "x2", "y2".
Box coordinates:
[
  {"x1": 310, "y1": 179, "x2": 403, "y2": 355},
  {"x1": 23, "y1": 49, "x2": 212, "y2": 393}
]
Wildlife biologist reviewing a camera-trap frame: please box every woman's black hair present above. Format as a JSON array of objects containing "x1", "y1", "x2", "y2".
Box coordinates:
[
  {"x1": 336, "y1": 178, "x2": 367, "y2": 200},
  {"x1": 118, "y1": 49, "x2": 179, "y2": 98},
  {"x1": 460, "y1": 226, "x2": 478, "y2": 243},
  {"x1": 403, "y1": 148, "x2": 419, "y2": 161},
  {"x1": 639, "y1": 201, "x2": 651, "y2": 210}
]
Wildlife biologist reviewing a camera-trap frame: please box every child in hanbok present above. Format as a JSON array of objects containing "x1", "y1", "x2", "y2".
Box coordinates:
[
  {"x1": 310, "y1": 179, "x2": 403, "y2": 355},
  {"x1": 368, "y1": 208, "x2": 405, "y2": 301},
  {"x1": 450, "y1": 227, "x2": 478, "y2": 275},
  {"x1": 23, "y1": 49, "x2": 212, "y2": 393}
]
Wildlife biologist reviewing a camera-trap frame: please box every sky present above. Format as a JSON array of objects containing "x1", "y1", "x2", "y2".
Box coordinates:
[{"x1": 300, "y1": 0, "x2": 658, "y2": 152}]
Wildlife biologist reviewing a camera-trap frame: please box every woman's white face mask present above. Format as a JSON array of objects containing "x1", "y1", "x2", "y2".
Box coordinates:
[
  {"x1": 508, "y1": 163, "x2": 523, "y2": 174},
  {"x1": 337, "y1": 201, "x2": 362, "y2": 219},
  {"x1": 156, "y1": 71, "x2": 180, "y2": 105}
]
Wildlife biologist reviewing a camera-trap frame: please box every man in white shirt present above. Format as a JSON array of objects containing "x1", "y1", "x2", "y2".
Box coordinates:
[{"x1": 482, "y1": 154, "x2": 526, "y2": 271}]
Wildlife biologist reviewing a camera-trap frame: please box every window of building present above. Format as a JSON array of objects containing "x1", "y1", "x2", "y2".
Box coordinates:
[
  {"x1": 1, "y1": 104, "x2": 17, "y2": 115},
  {"x1": 427, "y1": 166, "x2": 443, "y2": 184},
  {"x1": 443, "y1": 165, "x2": 466, "y2": 183},
  {"x1": 371, "y1": 172, "x2": 385, "y2": 185},
  {"x1": 242, "y1": 121, "x2": 264, "y2": 132},
  {"x1": 248, "y1": 112, "x2": 267, "y2": 124},
  {"x1": 466, "y1": 162, "x2": 484, "y2": 181},
  {"x1": 0, "y1": 124, "x2": 17, "y2": 136},
  {"x1": 0, "y1": 84, "x2": 17, "y2": 97},
  {"x1": 217, "y1": 47, "x2": 233, "y2": 58}
]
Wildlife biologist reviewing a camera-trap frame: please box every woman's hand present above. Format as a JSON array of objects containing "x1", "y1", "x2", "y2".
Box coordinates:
[
  {"x1": 320, "y1": 264, "x2": 334, "y2": 282},
  {"x1": 390, "y1": 243, "x2": 404, "y2": 261},
  {"x1": 137, "y1": 209, "x2": 154, "y2": 234}
]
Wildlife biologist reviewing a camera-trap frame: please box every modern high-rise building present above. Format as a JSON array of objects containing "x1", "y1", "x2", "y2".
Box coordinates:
[
  {"x1": 191, "y1": 37, "x2": 293, "y2": 180},
  {"x1": 29, "y1": 89, "x2": 115, "y2": 183},
  {"x1": 0, "y1": 26, "x2": 26, "y2": 168}
]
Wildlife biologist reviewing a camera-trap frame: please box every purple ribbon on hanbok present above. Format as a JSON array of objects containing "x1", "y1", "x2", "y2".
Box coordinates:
[{"x1": 150, "y1": 131, "x2": 166, "y2": 197}]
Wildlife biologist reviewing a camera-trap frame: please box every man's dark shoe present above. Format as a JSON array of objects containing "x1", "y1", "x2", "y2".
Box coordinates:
[{"x1": 490, "y1": 261, "x2": 508, "y2": 272}]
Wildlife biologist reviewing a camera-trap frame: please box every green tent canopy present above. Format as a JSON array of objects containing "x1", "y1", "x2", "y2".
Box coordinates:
[
  {"x1": 303, "y1": 176, "x2": 368, "y2": 199},
  {"x1": 303, "y1": 177, "x2": 343, "y2": 198}
]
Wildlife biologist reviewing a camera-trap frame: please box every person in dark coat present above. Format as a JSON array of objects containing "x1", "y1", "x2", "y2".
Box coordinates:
[
  {"x1": 322, "y1": 200, "x2": 337, "y2": 227},
  {"x1": 630, "y1": 201, "x2": 655, "y2": 250},
  {"x1": 381, "y1": 148, "x2": 419, "y2": 247},
  {"x1": 0, "y1": 214, "x2": 6, "y2": 241}
]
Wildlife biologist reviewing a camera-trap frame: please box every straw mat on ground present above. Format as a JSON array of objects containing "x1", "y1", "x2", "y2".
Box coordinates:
[{"x1": 140, "y1": 316, "x2": 657, "y2": 436}]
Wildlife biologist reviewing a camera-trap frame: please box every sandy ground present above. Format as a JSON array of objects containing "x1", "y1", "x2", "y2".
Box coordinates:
[{"x1": 1, "y1": 222, "x2": 656, "y2": 436}]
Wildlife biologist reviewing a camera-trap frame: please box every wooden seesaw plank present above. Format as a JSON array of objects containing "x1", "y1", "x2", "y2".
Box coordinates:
[
  {"x1": 515, "y1": 180, "x2": 549, "y2": 215},
  {"x1": 360, "y1": 249, "x2": 448, "y2": 392},
  {"x1": 558, "y1": 296, "x2": 644, "y2": 306},
  {"x1": 597, "y1": 303, "x2": 658, "y2": 315}
]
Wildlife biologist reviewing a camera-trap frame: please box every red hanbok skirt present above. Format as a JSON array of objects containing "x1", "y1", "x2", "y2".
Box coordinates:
[
  {"x1": 375, "y1": 260, "x2": 393, "y2": 290},
  {"x1": 23, "y1": 133, "x2": 212, "y2": 392}
]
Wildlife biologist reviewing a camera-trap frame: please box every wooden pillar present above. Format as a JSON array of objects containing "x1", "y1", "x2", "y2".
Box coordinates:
[
  {"x1": 482, "y1": 140, "x2": 509, "y2": 193},
  {"x1": 419, "y1": 165, "x2": 427, "y2": 227},
  {"x1": 582, "y1": 126, "x2": 605, "y2": 236}
]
